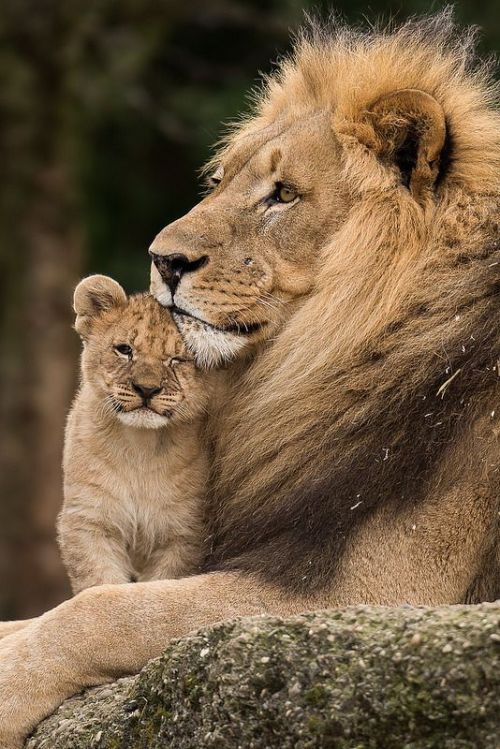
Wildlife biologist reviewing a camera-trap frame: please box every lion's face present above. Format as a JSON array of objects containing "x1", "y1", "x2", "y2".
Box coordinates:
[
  {"x1": 150, "y1": 112, "x2": 350, "y2": 366},
  {"x1": 74, "y1": 276, "x2": 209, "y2": 429}
]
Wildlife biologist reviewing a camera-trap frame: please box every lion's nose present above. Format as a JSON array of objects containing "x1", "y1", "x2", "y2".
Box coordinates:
[
  {"x1": 149, "y1": 252, "x2": 208, "y2": 294},
  {"x1": 132, "y1": 382, "x2": 162, "y2": 401}
]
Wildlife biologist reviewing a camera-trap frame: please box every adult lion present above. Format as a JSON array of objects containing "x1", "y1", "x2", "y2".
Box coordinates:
[{"x1": 1, "y1": 12, "x2": 500, "y2": 747}]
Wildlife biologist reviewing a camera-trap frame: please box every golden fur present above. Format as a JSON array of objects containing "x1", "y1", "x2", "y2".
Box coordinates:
[
  {"x1": 1, "y1": 14, "x2": 500, "y2": 748},
  {"x1": 59, "y1": 276, "x2": 212, "y2": 594},
  {"x1": 150, "y1": 12, "x2": 500, "y2": 596}
]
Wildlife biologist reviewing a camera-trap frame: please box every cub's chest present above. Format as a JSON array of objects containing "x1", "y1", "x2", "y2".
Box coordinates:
[
  {"x1": 108, "y1": 449, "x2": 204, "y2": 547},
  {"x1": 113, "y1": 461, "x2": 188, "y2": 526}
]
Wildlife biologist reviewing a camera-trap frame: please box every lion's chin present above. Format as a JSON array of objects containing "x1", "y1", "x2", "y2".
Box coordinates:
[{"x1": 172, "y1": 311, "x2": 248, "y2": 368}]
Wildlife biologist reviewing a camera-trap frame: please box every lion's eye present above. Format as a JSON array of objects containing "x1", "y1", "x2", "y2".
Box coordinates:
[
  {"x1": 114, "y1": 344, "x2": 133, "y2": 358},
  {"x1": 270, "y1": 182, "x2": 298, "y2": 204},
  {"x1": 170, "y1": 357, "x2": 186, "y2": 366}
]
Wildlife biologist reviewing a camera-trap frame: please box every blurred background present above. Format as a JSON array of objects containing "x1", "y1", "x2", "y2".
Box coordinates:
[{"x1": 0, "y1": 0, "x2": 498, "y2": 619}]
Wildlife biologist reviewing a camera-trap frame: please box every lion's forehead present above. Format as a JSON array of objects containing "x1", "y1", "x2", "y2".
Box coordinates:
[{"x1": 216, "y1": 110, "x2": 333, "y2": 185}]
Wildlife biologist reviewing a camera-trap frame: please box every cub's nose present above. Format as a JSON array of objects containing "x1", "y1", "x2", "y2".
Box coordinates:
[
  {"x1": 132, "y1": 383, "x2": 162, "y2": 401},
  {"x1": 149, "y1": 252, "x2": 208, "y2": 294}
]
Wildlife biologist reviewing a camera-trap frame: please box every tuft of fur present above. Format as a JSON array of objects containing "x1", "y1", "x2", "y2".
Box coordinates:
[
  {"x1": 208, "y1": 9, "x2": 500, "y2": 190},
  {"x1": 206, "y1": 11, "x2": 500, "y2": 598}
]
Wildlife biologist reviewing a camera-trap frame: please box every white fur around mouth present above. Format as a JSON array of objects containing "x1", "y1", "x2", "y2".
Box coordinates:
[
  {"x1": 152, "y1": 282, "x2": 264, "y2": 336},
  {"x1": 174, "y1": 308, "x2": 263, "y2": 335},
  {"x1": 117, "y1": 409, "x2": 171, "y2": 429},
  {"x1": 150, "y1": 267, "x2": 173, "y2": 308},
  {"x1": 172, "y1": 311, "x2": 247, "y2": 368},
  {"x1": 155, "y1": 288, "x2": 173, "y2": 308},
  {"x1": 151, "y1": 282, "x2": 263, "y2": 366}
]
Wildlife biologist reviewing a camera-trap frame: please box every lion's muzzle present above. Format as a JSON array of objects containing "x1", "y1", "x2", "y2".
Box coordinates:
[{"x1": 149, "y1": 251, "x2": 208, "y2": 295}]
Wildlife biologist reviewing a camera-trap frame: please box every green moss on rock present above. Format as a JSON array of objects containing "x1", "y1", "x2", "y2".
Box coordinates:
[{"x1": 27, "y1": 603, "x2": 500, "y2": 749}]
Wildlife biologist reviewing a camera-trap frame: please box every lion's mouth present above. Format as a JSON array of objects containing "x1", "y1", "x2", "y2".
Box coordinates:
[{"x1": 173, "y1": 307, "x2": 265, "y2": 336}]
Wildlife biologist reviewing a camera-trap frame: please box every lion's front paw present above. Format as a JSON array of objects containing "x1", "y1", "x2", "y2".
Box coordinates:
[
  {"x1": 0, "y1": 731, "x2": 23, "y2": 749},
  {"x1": 0, "y1": 629, "x2": 46, "y2": 749},
  {"x1": 0, "y1": 621, "x2": 32, "y2": 642}
]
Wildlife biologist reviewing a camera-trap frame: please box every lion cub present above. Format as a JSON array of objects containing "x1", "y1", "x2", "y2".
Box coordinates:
[{"x1": 58, "y1": 274, "x2": 212, "y2": 594}]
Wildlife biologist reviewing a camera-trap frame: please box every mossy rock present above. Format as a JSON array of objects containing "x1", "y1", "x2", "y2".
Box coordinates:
[{"x1": 27, "y1": 603, "x2": 500, "y2": 748}]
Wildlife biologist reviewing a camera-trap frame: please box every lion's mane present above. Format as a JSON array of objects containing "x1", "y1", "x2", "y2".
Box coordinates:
[{"x1": 207, "y1": 11, "x2": 500, "y2": 594}]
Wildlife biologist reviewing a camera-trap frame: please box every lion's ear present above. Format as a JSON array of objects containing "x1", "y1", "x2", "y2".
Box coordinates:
[
  {"x1": 358, "y1": 89, "x2": 446, "y2": 201},
  {"x1": 73, "y1": 274, "x2": 127, "y2": 339}
]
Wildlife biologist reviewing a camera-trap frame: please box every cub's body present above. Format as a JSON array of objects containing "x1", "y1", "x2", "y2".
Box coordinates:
[
  {"x1": 61, "y1": 385, "x2": 207, "y2": 591},
  {"x1": 58, "y1": 275, "x2": 212, "y2": 594}
]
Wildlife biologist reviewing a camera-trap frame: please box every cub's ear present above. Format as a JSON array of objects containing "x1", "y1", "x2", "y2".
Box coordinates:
[
  {"x1": 356, "y1": 89, "x2": 446, "y2": 201},
  {"x1": 73, "y1": 274, "x2": 127, "y2": 339}
]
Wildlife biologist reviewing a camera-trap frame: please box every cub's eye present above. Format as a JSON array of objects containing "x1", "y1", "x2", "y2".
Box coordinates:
[
  {"x1": 114, "y1": 344, "x2": 133, "y2": 358},
  {"x1": 170, "y1": 357, "x2": 186, "y2": 366},
  {"x1": 270, "y1": 182, "x2": 298, "y2": 204}
]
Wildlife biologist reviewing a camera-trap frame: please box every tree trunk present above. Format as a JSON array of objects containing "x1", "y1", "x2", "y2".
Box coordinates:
[
  {"x1": 0, "y1": 5, "x2": 81, "y2": 616},
  {"x1": 0, "y1": 161, "x2": 79, "y2": 618}
]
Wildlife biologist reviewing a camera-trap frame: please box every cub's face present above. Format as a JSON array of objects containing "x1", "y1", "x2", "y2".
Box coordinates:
[{"x1": 74, "y1": 276, "x2": 208, "y2": 429}]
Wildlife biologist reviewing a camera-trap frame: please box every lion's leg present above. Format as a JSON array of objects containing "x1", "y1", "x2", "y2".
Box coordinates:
[
  {"x1": 0, "y1": 620, "x2": 34, "y2": 641},
  {"x1": 0, "y1": 572, "x2": 311, "y2": 748}
]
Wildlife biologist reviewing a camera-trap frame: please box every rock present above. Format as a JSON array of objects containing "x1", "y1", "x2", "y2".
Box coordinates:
[{"x1": 26, "y1": 603, "x2": 500, "y2": 748}]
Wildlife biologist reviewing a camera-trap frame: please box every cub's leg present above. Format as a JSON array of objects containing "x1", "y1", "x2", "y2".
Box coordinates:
[
  {"x1": 58, "y1": 514, "x2": 135, "y2": 594},
  {"x1": 138, "y1": 540, "x2": 203, "y2": 581},
  {"x1": 0, "y1": 573, "x2": 312, "y2": 749}
]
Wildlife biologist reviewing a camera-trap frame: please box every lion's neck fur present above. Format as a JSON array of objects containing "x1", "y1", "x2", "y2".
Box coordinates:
[
  {"x1": 206, "y1": 13, "x2": 500, "y2": 593},
  {"x1": 208, "y1": 187, "x2": 500, "y2": 591}
]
